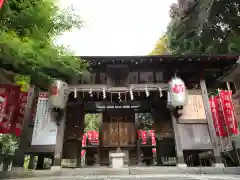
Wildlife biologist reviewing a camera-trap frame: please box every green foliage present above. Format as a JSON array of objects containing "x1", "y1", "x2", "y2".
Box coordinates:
[
  {"x1": 0, "y1": 134, "x2": 19, "y2": 156},
  {"x1": 136, "y1": 113, "x2": 153, "y2": 130},
  {"x1": 0, "y1": 0, "x2": 88, "y2": 88},
  {"x1": 84, "y1": 114, "x2": 101, "y2": 132},
  {"x1": 166, "y1": 0, "x2": 240, "y2": 54},
  {"x1": 14, "y1": 75, "x2": 31, "y2": 92}
]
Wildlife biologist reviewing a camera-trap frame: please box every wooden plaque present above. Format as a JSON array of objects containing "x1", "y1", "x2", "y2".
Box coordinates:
[{"x1": 180, "y1": 94, "x2": 206, "y2": 122}]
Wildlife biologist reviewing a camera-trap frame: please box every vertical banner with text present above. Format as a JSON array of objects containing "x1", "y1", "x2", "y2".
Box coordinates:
[
  {"x1": 219, "y1": 90, "x2": 239, "y2": 135},
  {"x1": 14, "y1": 92, "x2": 28, "y2": 136},
  {"x1": 209, "y1": 96, "x2": 227, "y2": 137},
  {"x1": 0, "y1": 85, "x2": 20, "y2": 134}
]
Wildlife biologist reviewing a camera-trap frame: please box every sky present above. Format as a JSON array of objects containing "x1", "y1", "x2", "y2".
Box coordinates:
[{"x1": 57, "y1": 0, "x2": 177, "y2": 56}]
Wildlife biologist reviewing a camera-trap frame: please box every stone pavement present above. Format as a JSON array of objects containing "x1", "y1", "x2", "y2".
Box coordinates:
[
  {"x1": 6, "y1": 174, "x2": 240, "y2": 180},
  {"x1": 3, "y1": 167, "x2": 240, "y2": 179}
]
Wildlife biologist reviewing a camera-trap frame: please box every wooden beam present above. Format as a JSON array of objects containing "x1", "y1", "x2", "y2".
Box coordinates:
[
  {"x1": 171, "y1": 113, "x2": 186, "y2": 166},
  {"x1": 200, "y1": 79, "x2": 224, "y2": 166},
  {"x1": 68, "y1": 83, "x2": 168, "y2": 93},
  {"x1": 13, "y1": 86, "x2": 37, "y2": 167}
]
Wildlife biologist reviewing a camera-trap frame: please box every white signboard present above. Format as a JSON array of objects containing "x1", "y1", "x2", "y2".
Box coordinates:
[{"x1": 31, "y1": 92, "x2": 57, "y2": 145}]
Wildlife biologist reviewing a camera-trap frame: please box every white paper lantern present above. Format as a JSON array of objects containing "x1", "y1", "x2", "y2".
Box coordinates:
[
  {"x1": 49, "y1": 80, "x2": 68, "y2": 109},
  {"x1": 168, "y1": 77, "x2": 188, "y2": 107}
]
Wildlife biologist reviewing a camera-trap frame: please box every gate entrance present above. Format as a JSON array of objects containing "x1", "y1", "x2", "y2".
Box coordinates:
[
  {"x1": 102, "y1": 109, "x2": 136, "y2": 147},
  {"x1": 100, "y1": 109, "x2": 137, "y2": 166}
]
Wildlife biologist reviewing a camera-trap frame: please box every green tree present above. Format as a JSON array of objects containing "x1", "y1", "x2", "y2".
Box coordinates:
[
  {"x1": 149, "y1": 36, "x2": 169, "y2": 55},
  {"x1": 166, "y1": 0, "x2": 240, "y2": 54},
  {"x1": 84, "y1": 114, "x2": 101, "y2": 132},
  {"x1": 0, "y1": 134, "x2": 18, "y2": 155},
  {"x1": 0, "y1": 0, "x2": 88, "y2": 88},
  {"x1": 136, "y1": 113, "x2": 153, "y2": 130}
]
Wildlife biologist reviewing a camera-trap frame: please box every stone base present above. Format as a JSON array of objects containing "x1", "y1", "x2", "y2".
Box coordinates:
[
  {"x1": 176, "y1": 163, "x2": 187, "y2": 168},
  {"x1": 213, "y1": 163, "x2": 225, "y2": 168},
  {"x1": 109, "y1": 153, "x2": 125, "y2": 169},
  {"x1": 11, "y1": 167, "x2": 25, "y2": 173},
  {"x1": 50, "y1": 166, "x2": 61, "y2": 171}
]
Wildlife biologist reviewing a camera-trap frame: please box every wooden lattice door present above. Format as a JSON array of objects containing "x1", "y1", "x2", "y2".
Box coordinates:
[
  {"x1": 101, "y1": 110, "x2": 136, "y2": 146},
  {"x1": 109, "y1": 117, "x2": 119, "y2": 145}
]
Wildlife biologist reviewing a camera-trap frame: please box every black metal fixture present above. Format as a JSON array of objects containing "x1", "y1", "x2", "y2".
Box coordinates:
[{"x1": 52, "y1": 108, "x2": 64, "y2": 125}]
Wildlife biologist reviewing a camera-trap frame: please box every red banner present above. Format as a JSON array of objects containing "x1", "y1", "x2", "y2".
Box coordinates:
[
  {"x1": 209, "y1": 96, "x2": 227, "y2": 137},
  {"x1": 14, "y1": 92, "x2": 28, "y2": 136},
  {"x1": 138, "y1": 130, "x2": 156, "y2": 146},
  {"x1": 86, "y1": 130, "x2": 99, "y2": 145},
  {"x1": 149, "y1": 130, "x2": 156, "y2": 145},
  {"x1": 0, "y1": 85, "x2": 21, "y2": 134},
  {"x1": 82, "y1": 134, "x2": 87, "y2": 147},
  {"x1": 0, "y1": 86, "x2": 8, "y2": 130},
  {"x1": 138, "y1": 130, "x2": 147, "y2": 144},
  {"x1": 219, "y1": 90, "x2": 239, "y2": 135}
]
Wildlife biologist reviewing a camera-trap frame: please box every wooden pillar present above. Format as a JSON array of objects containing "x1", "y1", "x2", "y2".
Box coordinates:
[
  {"x1": 13, "y1": 86, "x2": 37, "y2": 168},
  {"x1": 36, "y1": 154, "x2": 44, "y2": 170},
  {"x1": 96, "y1": 112, "x2": 102, "y2": 166},
  {"x1": 200, "y1": 79, "x2": 224, "y2": 167},
  {"x1": 135, "y1": 111, "x2": 142, "y2": 165},
  {"x1": 171, "y1": 114, "x2": 186, "y2": 167},
  {"x1": 52, "y1": 111, "x2": 66, "y2": 169},
  {"x1": 76, "y1": 103, "x2": 85, "y2": 168},
  {"x1": 136, "y1": 139, "x2": 142, "y2": 165}
]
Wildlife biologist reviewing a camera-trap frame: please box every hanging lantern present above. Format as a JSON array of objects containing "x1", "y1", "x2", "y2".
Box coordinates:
[
  {"x1": 49, "y1": 80, "x2": 68, "y2": 125},
  {"x1": 49, "y1": 80, "x2": 68, "y2": 110},
  {"x1": 168, "y1": 77, "x2": 188, "y2": 108}
]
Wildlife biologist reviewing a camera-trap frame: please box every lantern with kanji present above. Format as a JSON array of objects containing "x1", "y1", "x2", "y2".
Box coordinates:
[
  {"x1": 48, "y1": 80, "x2": 68, "y2": 125},
  {"x1": 168, "y1": 77, "x2": 188, "y2": 108},
  {"x1": 49, "y1": 80, "x2": 68, "y2": 109}
]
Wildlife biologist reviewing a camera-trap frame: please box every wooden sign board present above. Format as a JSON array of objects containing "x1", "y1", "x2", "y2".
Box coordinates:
[
  {"x1": 180, "y1": 93, "x2": 207, "y2": 122},
  {"x1": 179, "y1": 124, "x2": 212, "y2": 150}
]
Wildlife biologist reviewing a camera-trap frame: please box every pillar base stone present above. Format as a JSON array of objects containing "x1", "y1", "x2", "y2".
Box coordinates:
[
  {"x1": 213, "y1": 163, "x2": 225, "y2": 168},
  {"x1": 50, "y1": 166, "x2": 61, "y2": 171},
  {"x1": 11, "y1": 167, "x2": 25, "y2": 172},
  {"x1": 177, "y1": 163, "x2": 187, "y2": 168}
]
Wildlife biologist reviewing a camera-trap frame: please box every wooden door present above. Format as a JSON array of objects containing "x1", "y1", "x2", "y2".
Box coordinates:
[
  {"x1": 109, "y1": 117, "x2": 119, "y2": 145},
  {"x1": 119, "y1": 117, "x2": 128, "y2": 145},
  {"x1": 101, "y1": 111, "x2": 136, "y2": 146}
]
